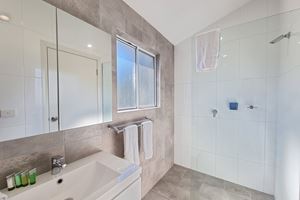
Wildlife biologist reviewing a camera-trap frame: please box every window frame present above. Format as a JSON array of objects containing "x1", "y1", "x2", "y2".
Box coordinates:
[{"x1": 116, "y1": 37, "x2": 159, "y2": 112}]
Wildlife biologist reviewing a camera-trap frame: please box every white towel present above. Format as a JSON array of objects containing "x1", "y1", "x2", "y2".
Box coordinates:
[
  {"x1": 142, "y1": 120, "x2": 153, "y2": 160},
  {"x1": 0, "y1": 192, "x2": 8, "y2": 200},
  {"x1": 195, "y1": 29, "x2": 220, "y2": 72},
  {"x1": 123, "y1": 125, "x2": 140, "y2": 165}
]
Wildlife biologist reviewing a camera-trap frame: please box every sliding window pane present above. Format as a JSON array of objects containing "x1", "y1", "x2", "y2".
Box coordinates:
[
  {"x1": 117, "y1": 40, "x2": 136, "y2": 110},
  {"x1": 138, "y1": 50, "x2": 156, "y2": 107}
]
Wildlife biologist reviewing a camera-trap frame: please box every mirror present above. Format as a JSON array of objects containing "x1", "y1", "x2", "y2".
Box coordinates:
[
  {"x1": 0, "y1": 0, "x2": 57, "y2": 141},
  {"x1": 55, "y1": 9, "x2": 112, "y2": 131},
  {"x1": 0, "y1": 0, "x2": 112, "y2": 142}
]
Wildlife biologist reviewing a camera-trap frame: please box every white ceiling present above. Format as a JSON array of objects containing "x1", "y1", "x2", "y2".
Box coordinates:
[{"x1": 123, "y1": 0, "x2": 252, "y2": 44}]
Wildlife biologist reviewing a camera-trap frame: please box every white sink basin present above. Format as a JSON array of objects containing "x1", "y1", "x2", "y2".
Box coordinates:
[{"x1": 3, "y1": 152, "x2": 141, "y2": 200}]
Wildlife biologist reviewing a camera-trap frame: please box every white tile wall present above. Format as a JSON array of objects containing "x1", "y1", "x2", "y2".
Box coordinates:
[
  {"x1": 174, "y1": 83, "x2": 191, "y2": 117},
  {"x1": 191, "y1": 117, "x2": 216, "y2": 152},
  {"x1": 191, "y1": 83, "x2": 217, "y2": 117},
  {"x1": 264, "y1": 163, "x2": 276, "y2": 194},
  {"x1": 238, "y1": 121, "x2": 265, "y2": 163},
  {"x1": 217, "y1": 40, "x2": 239, "y2": 81},
  {"x1": 174, "y1": 38, "x2": 192, "y2": 84},
  {"x1": 276, "y1": 66, "x2": 300, "y2": 200},
  {"x1": 174, "y1": 116, "x2": 191, "y2": 147},
  {"x1": 216, "y1": 119, "x2": 238, "y2": 158},
  {"x1": 191, "y1": 148, "x2": 215, "y2": 176},
  {"x1": 174, "y1": 10, "x2": 280, "y2": 195},
  {"x1": 175, "y1": 0, "x2": 300, "y2": 198},
  {"x1": 238, "y1": 159, "x2": 264, "y2": 191},
  {"x1": 266, "y1": 78, "x2": 278, "y2": 122},
  {"x1": 240, "y1": 35, "x2": 267, "y2": 79},
  {"x1": 217, "y1": 81, "x2": 240, "y2": 120},
  {"x1": 174, "y1": 143, "x2": 191, "y2": 168},
  {"x1": 265, "y1": 122, "x2": 277, "y2": 164},
  {"x1": 192, "y1": 69, "x2": 217, "y2": 83},
  {"x1": 216, "y1": 155, "x2": 238, "y2": 183},
  {"x1": 240, "y1": 79, "x2": 267, "y2": 122}
]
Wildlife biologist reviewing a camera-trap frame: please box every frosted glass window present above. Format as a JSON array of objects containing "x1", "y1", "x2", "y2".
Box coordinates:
[
  {"x1": 138, "y1": 50, "x2": 156, "y2": 107},
  {"x1": 117, "y1": 40, "x2": 137, "y2": 110},
  {"x1": 117, "y1": 38, "x2": 158, "y2": 111}
]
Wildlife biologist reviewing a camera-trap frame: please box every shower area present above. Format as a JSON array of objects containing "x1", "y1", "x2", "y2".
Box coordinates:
[{"x1": 174, "y1": 7, "x2": 300, "y2": 200}]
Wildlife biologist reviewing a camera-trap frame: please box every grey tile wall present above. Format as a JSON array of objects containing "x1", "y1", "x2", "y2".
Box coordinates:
[{"x1": 0, "y1": 0, "x2": 174, "y2": 197}]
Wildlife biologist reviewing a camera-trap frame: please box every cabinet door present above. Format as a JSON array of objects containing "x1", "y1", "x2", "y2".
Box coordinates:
[{"x1": 114, "y1": 178, "x2": 141, "y2": 200}]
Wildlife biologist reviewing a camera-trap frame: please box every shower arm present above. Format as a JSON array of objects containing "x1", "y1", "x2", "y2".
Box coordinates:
[{"x1": 269, "y1": 32, "x2": 291, "y2": 44}]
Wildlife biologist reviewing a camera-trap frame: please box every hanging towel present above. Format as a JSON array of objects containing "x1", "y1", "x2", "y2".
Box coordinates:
[
  {"x1": 142, "y1": 120, "x2": 153, "y2": 160},
  {"x1": 0, "y1": 192, "x2": 8, "y2": 200},
  {"x1": 195, "y1": 29, "x2": 220, "y2": 72},
  {"x1": 123, "y1": 125, "x2": 140, "y2": 165}
]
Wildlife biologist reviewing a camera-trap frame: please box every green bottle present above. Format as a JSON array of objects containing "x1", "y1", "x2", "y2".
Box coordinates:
[
  {"x1": 21, "y1": 170, "x2": 28, "y2": 187},
  {"x1": 14, "y1": 172, "x2": 22, "y2": 188},
  {"x1": 28, "y1": 168, "x2": 37, "y2": 185}
]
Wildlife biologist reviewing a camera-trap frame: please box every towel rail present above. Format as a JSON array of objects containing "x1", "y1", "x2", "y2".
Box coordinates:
[{"x1": 107, "y1": 117, "x2": 152, "y2": 134}]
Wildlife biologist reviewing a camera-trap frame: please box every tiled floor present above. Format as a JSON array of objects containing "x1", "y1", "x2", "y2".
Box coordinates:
[{"x1": 143, "y1": 165, "x2": 274, "y2": 200}]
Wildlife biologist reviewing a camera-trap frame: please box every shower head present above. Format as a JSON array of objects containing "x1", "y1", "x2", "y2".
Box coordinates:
[{"x1": 270, "y1": 32, "x2": 291, "y2": 44}]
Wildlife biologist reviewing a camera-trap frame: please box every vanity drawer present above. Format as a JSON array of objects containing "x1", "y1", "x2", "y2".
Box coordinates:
[{"x1": 113, "y1": 178, "x2": 141, "y2": 200}]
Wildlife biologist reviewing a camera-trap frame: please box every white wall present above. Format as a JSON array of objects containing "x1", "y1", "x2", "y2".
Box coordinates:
[
  {"x1": 274, "y1": 9, "x2": 300, "y2": 200},
  {"x1": 201, "y1": 0, "x2": 300, "y2": 34},
  {"x1": 174, "y1": 0, "x2": 300, "y2": 198},
  {"x1": 175, "y1": 19, "x2": 277, "y2": 194}
]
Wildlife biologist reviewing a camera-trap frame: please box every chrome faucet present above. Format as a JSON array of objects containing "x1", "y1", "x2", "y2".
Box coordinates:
[{"x1": 51, "y1": 155, "x2": 66, "y2": 175}]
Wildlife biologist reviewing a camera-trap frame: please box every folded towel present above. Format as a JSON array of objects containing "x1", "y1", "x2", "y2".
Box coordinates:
[
  {"x1": 195, "y1": 29, "x2": 220, "y2": 72},
  {"x1": 0, "y1": 192, "x2": 8, "y2": 200},
  {"x1": 142, "y1": 120, "x2": 153, "y2": 160},
  {"x1": 123, "y1": 125, "x2": 140, "y2": 165}
]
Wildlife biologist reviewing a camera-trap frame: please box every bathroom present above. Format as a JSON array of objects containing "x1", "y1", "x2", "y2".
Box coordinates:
[{"x1": 0, "y1": 0, "x2": 299, "y2": 199}]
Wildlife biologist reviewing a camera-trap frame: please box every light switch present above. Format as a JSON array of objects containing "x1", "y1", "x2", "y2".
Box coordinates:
[{"x1": 0, "y1": 109, "x2": 16, "y2": 118}]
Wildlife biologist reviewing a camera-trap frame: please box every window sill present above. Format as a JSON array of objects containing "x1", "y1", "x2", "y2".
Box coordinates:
[{"x1": 117, "y1": 106, "x2": 160, "y2": 113}]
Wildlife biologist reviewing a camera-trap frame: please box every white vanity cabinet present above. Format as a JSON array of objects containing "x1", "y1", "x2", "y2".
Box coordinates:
[{"x1": 113, "y1": 178, "x2": 141, "y2": 200}]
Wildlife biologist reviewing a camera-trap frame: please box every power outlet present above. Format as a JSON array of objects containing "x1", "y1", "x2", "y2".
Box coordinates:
[{"x1": 0, "y1": 109, "x2": 16, "y2": 118}]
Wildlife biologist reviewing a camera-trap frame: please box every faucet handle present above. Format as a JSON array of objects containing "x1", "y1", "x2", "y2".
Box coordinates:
[
  {"x1": 52, "y1": 155, "x2": 65, "y2": 165},
  {"x1": 51, "y1": 155, "x2": 66, "y2": 175}
]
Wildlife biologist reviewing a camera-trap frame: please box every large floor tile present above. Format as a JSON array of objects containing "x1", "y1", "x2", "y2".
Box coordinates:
[
  {"x1": 143, "y1": 191, "x2": 169, "y2": 200},
  {"x1": 145, "y1": 165, "x2": 274, "y2": 200}
]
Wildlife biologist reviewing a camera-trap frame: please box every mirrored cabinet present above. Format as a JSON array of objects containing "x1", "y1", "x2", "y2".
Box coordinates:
[{"x1": 0, "y1": 0, "x2": 113, "y2": 142}]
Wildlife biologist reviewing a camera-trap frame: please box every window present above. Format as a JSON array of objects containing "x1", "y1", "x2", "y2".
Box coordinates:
[{"x1": 117, "y1": 38, "x2": 158, "y2": 111}]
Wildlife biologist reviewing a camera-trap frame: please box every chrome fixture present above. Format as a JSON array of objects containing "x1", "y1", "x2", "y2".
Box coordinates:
[
  {"x1": 211, "y1": 109, "x2": 218, "y2": 118},
  {"x1": 51, "y1": 116, "x2": 58, "y2": 122},
  {"x1": 108, "y1": 117, "x2": 152, "y2": 134},
  {"x1": 270, "y1": 32, "x2": 291, "y2": 44},
  {"x1": 51, "y1": 155, "x2": 66, "y2": 175},
  {"x1": 248, "y1": 105, "x2": 258, "y2": 110}
]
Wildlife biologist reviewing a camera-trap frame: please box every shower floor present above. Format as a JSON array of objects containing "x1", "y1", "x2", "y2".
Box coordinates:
[{"x1": 143, "y1": 165, "x2": 274, "y2": 200}]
